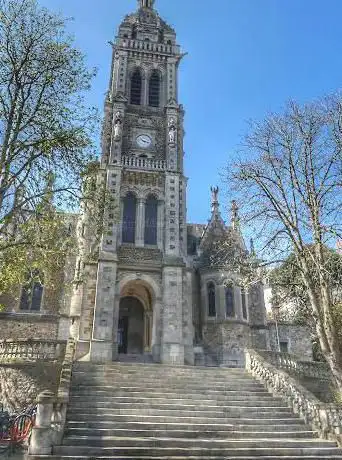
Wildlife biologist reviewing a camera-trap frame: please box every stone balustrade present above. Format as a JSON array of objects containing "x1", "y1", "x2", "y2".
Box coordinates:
[
  {"x1": 122, "y1": 155, "x2": 166, "y2": 171},
  {"x1": 245, "y1": 349, "x2": 342, "y2": 445},
  {"x1": 119, "y1": 38, "x2": 179, "y2": 55},
  {"x1": 258, "y1": 349, "x2": 332, "y2": 381},
  {"x1": 0, "y1": 339, "x2": 66, "y2": 363},
  {"x1": 29, "y1": 338, "x2": 76, "y2": 455}
]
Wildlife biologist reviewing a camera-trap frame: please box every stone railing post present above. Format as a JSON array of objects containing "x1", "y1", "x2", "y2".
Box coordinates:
[
  {"x1": 319, "y1": 406, "x2": 330, "y2": 439},
  {"x1": 245, "y1": 348, "x2": 251, "y2": 372},
  {"x1": 28, "y1": 390, "x2": 55, "y2": 455},
  {"x1": 51, "y1": 338, "x2": 76, "y2": 445}
]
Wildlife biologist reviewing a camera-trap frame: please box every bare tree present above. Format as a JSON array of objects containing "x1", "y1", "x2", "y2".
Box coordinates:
[
  {"x1": 227, "y1": 94, "x2": 342, "y2": 388},
  {"x1": 0, "y1": 0, "x2": 98, "y2": 244}
]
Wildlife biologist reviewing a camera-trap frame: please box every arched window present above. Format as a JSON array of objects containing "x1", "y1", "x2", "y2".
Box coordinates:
[
  {"x1": 144, "y1": 195, "x2": 158, "y2": 245},
  {"x1": 20, "y1": 273, "x2": 44, "y2": 312},
  {"x1": 122, "y1": 192, "x2": 137, "y2": 244},
  {"x1": 130, "y1": 69, "x2": 142, "y2": 105},
  {"x1": 225, "y1": 285, "x2": 235, "y2": 317},
  {"x1": 207, "y1": 282, "x2": 216, "y2": 317},
  {"x1": 241, "y1": 288, "x2": 248, "y2": 320},
  {"x1": 149, "y1": 70, "x2": 160, "y2": 107}
]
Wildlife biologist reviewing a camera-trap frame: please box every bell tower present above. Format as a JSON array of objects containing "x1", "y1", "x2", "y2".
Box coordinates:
[{"x1": 83, "y1": 0, "x2": 193, "y2": 365}]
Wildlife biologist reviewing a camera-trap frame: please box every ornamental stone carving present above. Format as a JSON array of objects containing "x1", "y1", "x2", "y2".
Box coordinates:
[
  {"x1": 114, "y1": 111, "x2": 123, "y2": 141},
  {"x1": 168, "y1": 118, "x2": 177, "y2": 145}
]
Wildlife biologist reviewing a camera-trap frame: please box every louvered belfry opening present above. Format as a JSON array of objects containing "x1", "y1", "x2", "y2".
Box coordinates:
[
  {"x1": 122, "y1": 192, "x2": 137, "y2": 244},
  {"x1": 144, "y1": 194, "x2": 158, "y2": 245},
  {"x1": 130, "y1": 69, "x2": 142, "y2": 105},
  {"x1": 149, "y1": 71, "x2": 160, "y2": 107}
]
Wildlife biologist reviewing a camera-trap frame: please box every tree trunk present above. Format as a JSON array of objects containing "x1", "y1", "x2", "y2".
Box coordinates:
[{"x1": 324, "y1": 353, "x2": 342, "y2": 391}]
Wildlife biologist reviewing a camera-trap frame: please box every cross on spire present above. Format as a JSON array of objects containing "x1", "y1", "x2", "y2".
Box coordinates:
[{"x1": 138, "y1": 0, "x2": 155, "y2": 9}]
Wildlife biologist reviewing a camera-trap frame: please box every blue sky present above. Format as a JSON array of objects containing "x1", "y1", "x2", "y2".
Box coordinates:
[{"x1": 38, "y1": 0, "x2": 342, "y2": 224}]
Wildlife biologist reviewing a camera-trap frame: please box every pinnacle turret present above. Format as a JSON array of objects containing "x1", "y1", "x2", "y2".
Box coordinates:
[{"x1": 138, "y1": 0, "x2": 155, "y2": 9}]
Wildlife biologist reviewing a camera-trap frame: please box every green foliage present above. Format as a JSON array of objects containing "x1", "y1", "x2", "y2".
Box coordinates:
[
  {"x1": 0, "y1": 0, "x2": 100, "y2": 294},
  {"x1": 0, "y1": 206, "x2": 76, "y2": 296},
  {"x1": 0, "y1": 0, "x2": 99, "y2": 240}
]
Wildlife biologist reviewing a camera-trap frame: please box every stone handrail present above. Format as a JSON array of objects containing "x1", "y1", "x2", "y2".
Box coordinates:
[
  {"x1": 28, "y1": 338, "x2": 76, "y2": 455},
  {"x1": 0, "y1": 339, "x2": 66, "y2": 363},
  {"x1": 245, "y1": 349, "x2": 342, "y2": 445},
  {"x1": 257, "y1": 349, "x2": 332, "y2": 381}
]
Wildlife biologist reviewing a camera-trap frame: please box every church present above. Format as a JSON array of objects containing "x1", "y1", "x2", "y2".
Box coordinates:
[{"x1": 0, "y1": 0, "x2": 312, "y2": 366}]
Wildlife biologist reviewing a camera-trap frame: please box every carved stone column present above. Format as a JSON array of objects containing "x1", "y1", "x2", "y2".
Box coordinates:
[
  {"x1": 89, "y1": 254, "x2": 118, "y2": 362},
  {"x1": 157, "y1": 200, "x2": 164, "y2": 250},
  {"x1": 136, "y1": 198, "x2": 146, "y2": 247}
]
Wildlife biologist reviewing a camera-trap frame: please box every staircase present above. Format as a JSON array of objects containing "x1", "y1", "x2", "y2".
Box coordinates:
[{"x1": 31, "y1": 362, "x2": 342, "y2": 459}]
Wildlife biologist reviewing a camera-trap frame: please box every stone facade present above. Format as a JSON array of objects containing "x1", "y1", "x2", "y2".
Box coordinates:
[
  {"x1": 268, "y1": 322, "x2": 313, "y2": 360},
  {"x1": 0, "y1": 0, "x2": 312, "y2": 367},
  {"x1": 0, "y1": 363, "x2": 60, "y2": 413}
]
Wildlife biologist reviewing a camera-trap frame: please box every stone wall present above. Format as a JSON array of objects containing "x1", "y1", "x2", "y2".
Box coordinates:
[
  {"x1": 268, "y1": 322, "x2": 313, "y2": 360},
  {"x1": 251, "y1": 326, "x2": 268, "y2": 350},
  {"x1": 221, "y1": 322, "x2": 251, "y2": 366},
  {"x1": 0, "y1": 314, "x2": 58, "y2": 340},
  {"x1": 203, "y1": 321, "x2": 251, "y2": 367},
  {"x1": 0, "y1": 363, "x2": 60, "y2": 413}
]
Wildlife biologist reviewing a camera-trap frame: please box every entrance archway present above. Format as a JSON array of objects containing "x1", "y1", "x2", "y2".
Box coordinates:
[{"x1": 118, "y1": 280, "x2": 154, "y2": 355}]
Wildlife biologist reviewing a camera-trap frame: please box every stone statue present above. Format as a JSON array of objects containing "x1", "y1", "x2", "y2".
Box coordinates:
[
  {"x1": 168, "y1": 118, "x2": 176, "y2": 144},
  {"x1": 114, "y1": 112, "x2": 123, "y2": 140}
]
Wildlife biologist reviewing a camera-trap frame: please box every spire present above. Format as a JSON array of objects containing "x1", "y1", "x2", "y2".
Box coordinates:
[
  {"x1": 138, "y1": 0, "x2": 155, "y2": 9},
  {"x1": 231, "y1": 200, "x2": 240, "y2": 231},
  {"x1": 250, "y1": 238, "x2": 256, "y2": 257},
  {"x1": 210, "y1": 186, "x2": 220, "y2": 215}
]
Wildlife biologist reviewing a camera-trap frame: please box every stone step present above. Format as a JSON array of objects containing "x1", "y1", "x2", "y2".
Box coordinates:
[
  {"x1": 65, "y1": 427, "x2": 318, "y2": 439},
  {"x1": 28, "y1": 454, "x2": 342, "y2": 460},
  {"x1": 72, "y1": 372, "x2": 253, "y2": 381},
  {"x1": 72, "y1": 385, "x2": 267, "y2": 395},
  {"x1": 72, "y1": 380, "x2": 264, "y2": 389},
  {"x1": 61, "y1": 437, "x2": 335, "y2": 449},
  {"x1": 68, "y1": 399, "x2": 287, "y2": 410},
  {"x1": 67, "y1": 407, "x2": 295, "y2": 419},
  {"x1": 27, "y1": 456, "x2": 342, "y2": 460},
  {"x1": 69, "y1": 390, "x2": 271, "y2": 401},
  {"x1": 69, "y1": 395, "x2": 278, "y2": 405},
  {"x1": 53, "y1": 445, "x2": 342, "y2": 457},
  {"x1": 66, "y1": 420, "x2": 308, "y2": 431},
  {"x1": 32, "y1": 363, "x2": 341, "y2": 460},
  {"x1": 67, "y1": 414, "x2": 299, "y2": 424},
  {"x1": 73, "y1": 363, "x2": 248, "y2": 374}
]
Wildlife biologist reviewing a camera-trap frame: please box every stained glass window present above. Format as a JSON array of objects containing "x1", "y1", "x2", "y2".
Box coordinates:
[
  {"x1": 225, "y1": 285, "x2": 235, "y2": 317},
  {"x1": 208, "y1": 282, "x2": 216, "y2": 317},
  {"x1": 241, "y1": 288, "x2": 248, "y2": 320}
]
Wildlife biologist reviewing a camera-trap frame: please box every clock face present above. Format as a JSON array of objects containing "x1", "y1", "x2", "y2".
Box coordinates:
[{"x1": 136, "y1": 134, "x2": 152, "y2": 149}]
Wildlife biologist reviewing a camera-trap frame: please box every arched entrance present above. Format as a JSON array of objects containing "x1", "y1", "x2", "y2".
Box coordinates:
[{"x1": 118, "y1": 280, "x2": 153, "y2": 356}]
